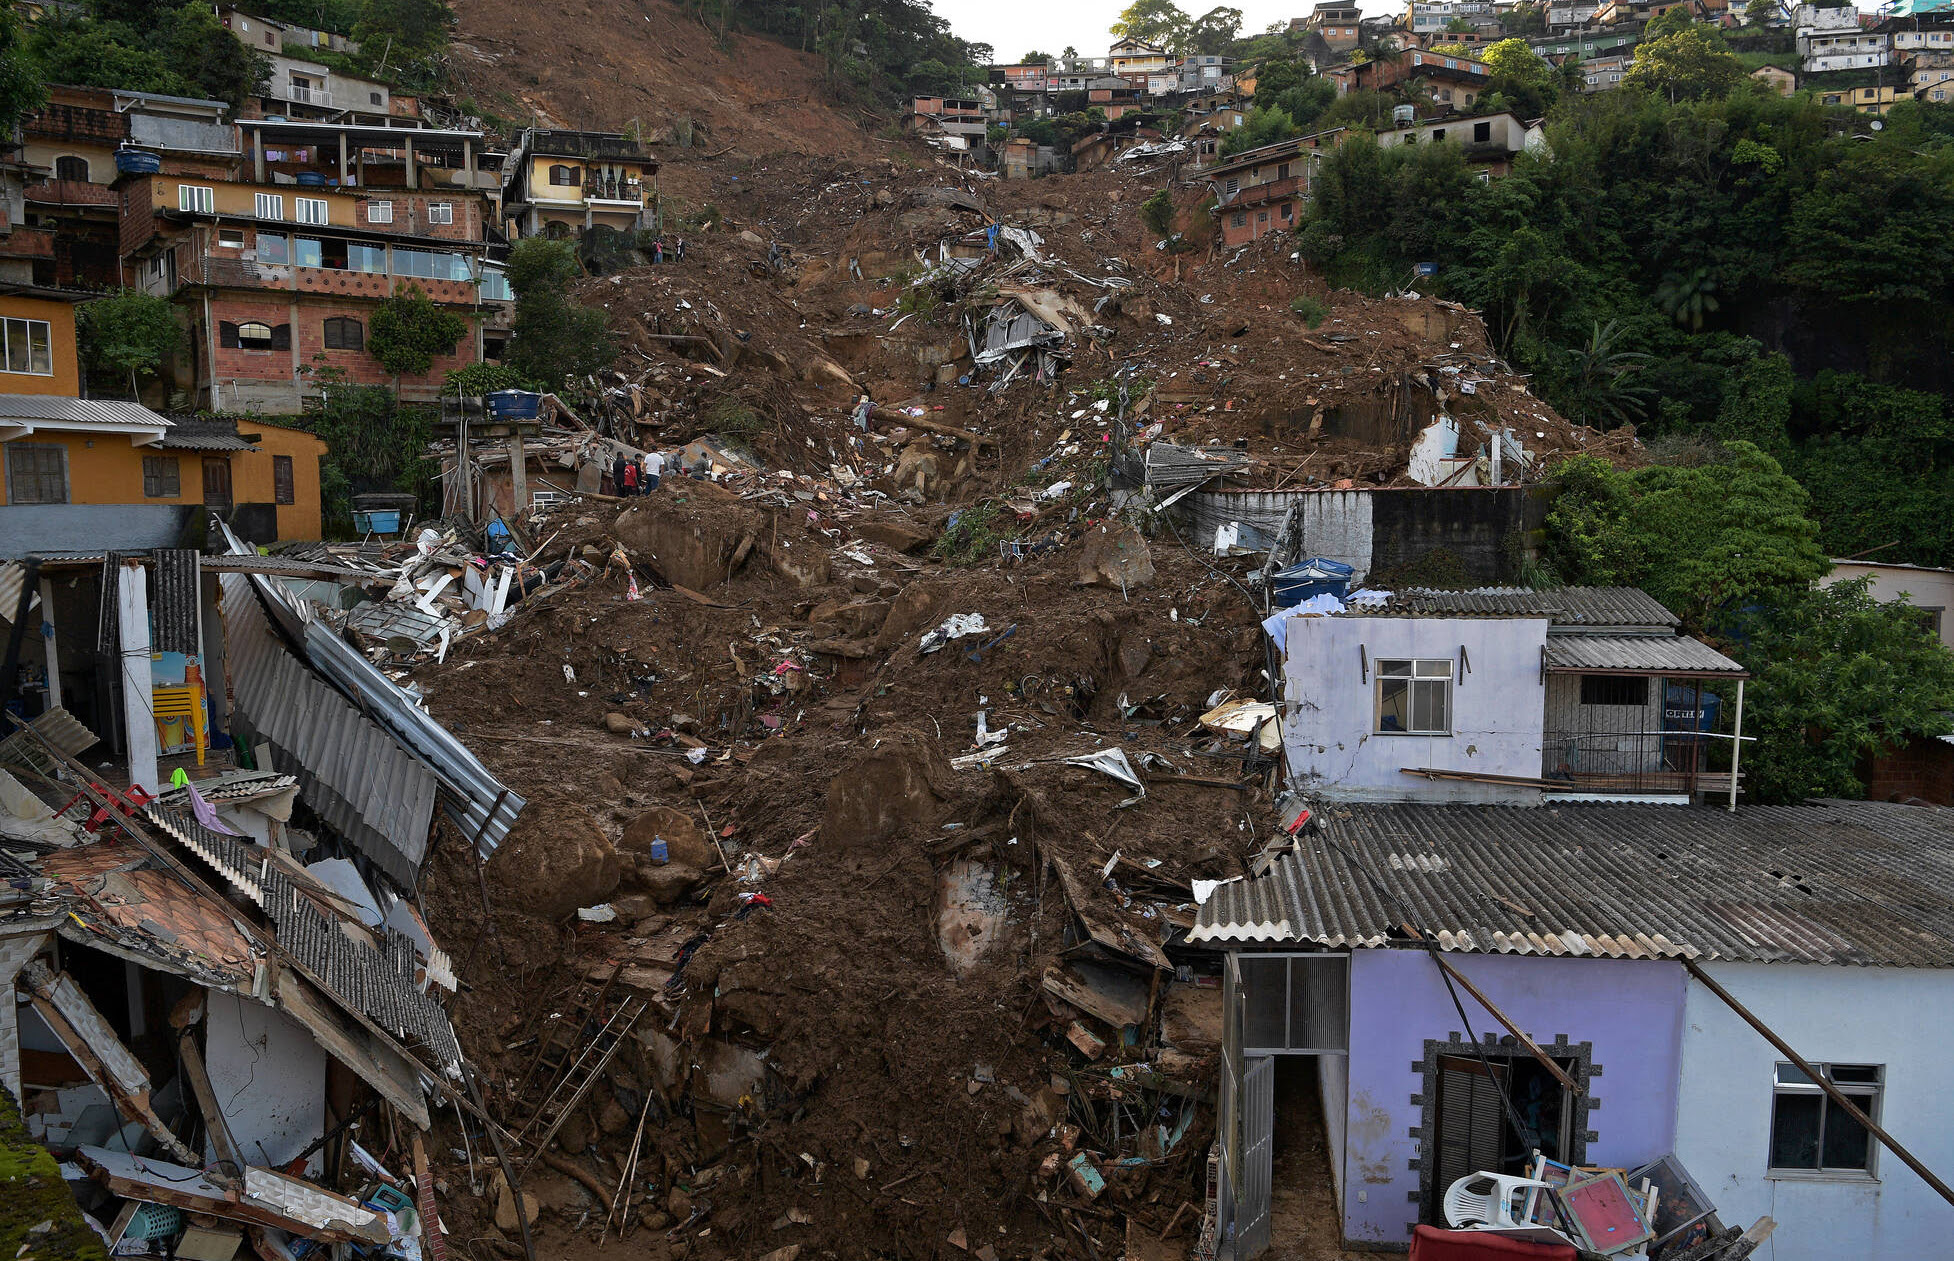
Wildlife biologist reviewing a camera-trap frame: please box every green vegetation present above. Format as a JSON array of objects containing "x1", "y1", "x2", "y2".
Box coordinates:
[
  {"x1": 933, "y1": 500, "x2": 1006, "y2": 565},
  {"x1": 300, "y1": 370, "x2": 435, "y2": 529},
  {"x1": 1140, "y1": 187, "x2": 1177, "y2": 240},
  {"x1": 77, "y1": 289, "x2": 182, "y2": 399},
  {"x1": 445, "y1": 362, "x2": 537, "y2": 395},
  {"x1": 695, "y1": 0, "x2": 994, "y2": 106},
  {"x1": 1290, "y1": 293, "x2": 1330, "y2": 328},
  {"x1": 506, "y1": 238, "x2": 615, "y2": 386},
  {"x1": 369, "y1": 284, "x2": 469, "y2": 378},
  {"x1": 26, "y1": 1, "x2": 269, "y2": 110},
  {"x1": 1110, "y1": 0, "x2": 1243, "y2": 55},
  {"x1": 1, "y1": 1086, "x2": 106, "y2": 1261},
  {"x1": 0, "y1": 10, "x2": 44, "y2": 134}
]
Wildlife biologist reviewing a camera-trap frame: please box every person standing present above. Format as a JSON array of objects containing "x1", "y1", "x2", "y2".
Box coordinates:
[
  {"x1": 610, "y1": 452, "x2": 629, "y2": 497},
  {"x1": 652, "y1": 239, "x2": 665, "y2": 265},
  {"x1": 641, "y1": 448, "x2": 664, "y2": 492},
  {"x1": 675, "y1": 237, "x2": 686, "y2": 262},
  {"x1": 851, "y1": 393, "x2": 873, "y2": 431},
  {"x1": 620, "y1": 456, "x2": 641, "y2": 496}
]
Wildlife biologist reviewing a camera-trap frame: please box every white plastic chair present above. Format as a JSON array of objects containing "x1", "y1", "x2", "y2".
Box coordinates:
[{"x1": 1443, "y1": 1173, "x2": 1559, "y2": 1231}]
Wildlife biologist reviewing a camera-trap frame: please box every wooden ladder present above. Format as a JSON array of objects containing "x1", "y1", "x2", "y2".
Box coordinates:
[{"x1": 517, "y1": 987, "x2": 650, "y2": 1159}]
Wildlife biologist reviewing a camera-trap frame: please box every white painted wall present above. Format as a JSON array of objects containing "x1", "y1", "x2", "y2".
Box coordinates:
[
  {"x1": 1823, "y1": 562, "x2": 1954, "y2": 651},
  {"x1": 1279, "y1": 614, "x2": 1548, "y2": 802},
  {"x1": 204, "y1": 992, "x2": 327, "y2": 1175},
  {"x1": 1675, "y1": 963, "x2": 1954, "y2": 1261},
  {"x1": 1319, "y1": 1053, "x2": 1348, "y2": 1210}
]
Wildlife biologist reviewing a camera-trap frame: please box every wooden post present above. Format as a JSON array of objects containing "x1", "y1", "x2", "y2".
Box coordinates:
[
  {"x1": 1728, "y1": 677, "x2": 1745, "y2": 813},
  {"x1": 1685, "y1": 959, "x2": 1954, "y2": 1209},
  {"x1": 117, "y1": 560, "x2": 158, "y2": 794},
  {"x1": 509, "y1": 431, "x2": 527, "y2": 519},
  {"x1": 37, "y1": 575, "x2": 60, "y2": 711}
]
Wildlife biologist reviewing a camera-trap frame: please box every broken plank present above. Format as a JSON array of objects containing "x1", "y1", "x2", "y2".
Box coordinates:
[{"x1": 1042, "y1": 962, "x2": 1151, "y2": 1030}]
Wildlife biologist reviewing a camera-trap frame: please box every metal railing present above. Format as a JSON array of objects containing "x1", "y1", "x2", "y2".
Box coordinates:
[{"x1": 1541, "y1": 729, "x2": 1737, "y2": 797}]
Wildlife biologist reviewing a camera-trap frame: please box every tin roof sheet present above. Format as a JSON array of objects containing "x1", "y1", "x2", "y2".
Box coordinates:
[
  {"x1": 1542, "y1": 633, "x2": 1748, "y2": 676},
  {"x1": 0, "y1": 396, "x2": 173, "y2": 427},
  {"x1": 1192, "y1": 801, "x2": 1954, "y2": 966},
  {"x1": 1339, "y1": 586, "x2": 1680, "y2": 627}
]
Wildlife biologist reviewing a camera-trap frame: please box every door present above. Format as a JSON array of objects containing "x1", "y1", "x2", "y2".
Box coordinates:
[
  {"x1": 1433, "y1": 1054, "x2": 1509, "y2": 1220},
  {"x1": 1238, "y1": 1055, "x2": 1276, "y2": 1257},
  {"x1": 202, "y1": 458, "x2": 233, "y2": 512}
]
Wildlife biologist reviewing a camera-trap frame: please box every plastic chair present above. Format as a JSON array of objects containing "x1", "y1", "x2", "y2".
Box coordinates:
[{"x1": 1444, "y1": 1174, "x2": 1560, "y2": 1231}]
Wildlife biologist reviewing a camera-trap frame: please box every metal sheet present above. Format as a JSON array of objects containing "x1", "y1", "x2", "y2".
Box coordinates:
[
  {"x1": 150, "y1": 549, "x2": 200, "y2": 656},
  {"x1": 1337, "y1": 586, "x2": 1679, "y2": 627},
  {"x1": 1543, "y1": 633, "x2": 1747, "y2": 676},
  {"x1": 1193, "y1": 800, "x2": 1954, "y2": 966}
]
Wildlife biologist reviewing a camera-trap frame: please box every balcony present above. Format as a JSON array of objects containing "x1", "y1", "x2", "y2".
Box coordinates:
[
  {"x1": 1541, "y1": 673, "x2": 1744, "y2": 799},
  {"x1": 286, "y1": 84, "x2": 336, "y2": 108},
  {"x1": 1223, "y1": 176, "x2": 1303, "y2": 208}
]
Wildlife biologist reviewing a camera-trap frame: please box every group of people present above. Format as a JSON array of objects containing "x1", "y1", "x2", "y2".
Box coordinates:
[
  {"x1": 611, "y1": 448, "x2": 667, "y2": 496},
  {"x1": 650, "y1": 237, "x2": 686, "y2": 265}
]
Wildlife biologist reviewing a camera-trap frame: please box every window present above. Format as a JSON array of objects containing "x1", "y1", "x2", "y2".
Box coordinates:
[
  {"x1": 548, "y1": 164, "x2": 579, "y2": 186},
  {"x1": 1, "y1": 318, "x2": 52, "y2": 375},
  {"x1": 427, "y1": 201, "x2": 453, "y2": 225},
  {"x1": 1230, "y1": 211, "x2": 1247, "y2": 227},
  {"x1": 143, "y1": 455, "x2": 181, "y2": 498},
  {"x1": 255, "y1": 192, "x2": 284, "y2": 220},
  {"x1": 478, "y1": 266, "x2": 513, "y2": 301},
  {"x1": 369, "y1": 90, "x2": 383, "y2": 105},
  {"x1": 1580, "y1": 675, "x2": 1649, "y2": 707},
  {"x1": 1224, "y1": 176, "x2": 1240, "y2": 193},
  {"x1": 179, "y1": 184, "x2": 215, "y2": 214},
  {"x1": 54, "y1": 155, "x2": 88, "y2": 182},
  {"x1": 5, "y1": 443, "x2": 67, "y2": 504},
  {"x1": 1770, "y1": 1063, "x2": 1881, "y2": 1176},
  {"x1": 348, "y1": 242, "x2": 387, "y2": 273},
  {"x1": 1473, "y1": 121, "x2": 1491, "y2": 142},
  {"x1": 390, "y1": 247, "x2": 472, "y2": 281},
  {"x1": 221, "y1": 321, "x2": 289, "y2": 351},
  {"x1": 323, "y1": 316, "x2": 364, "y2": 350},
  {"x1": 273, "y1": 454, "x2": 295, "y2": 505},
  {"x1": 257, "y1": 232, "x2": 289, "y2": 263},
  {"x1": 296, "y1": 197, "x2": 329, "y2": 225},
  {"x1": 367, "y1": 199, "x2": 394, "y2": 224},
  {"x1": 1376, "y1": 658, "x2": 1453, "y2": 735}
]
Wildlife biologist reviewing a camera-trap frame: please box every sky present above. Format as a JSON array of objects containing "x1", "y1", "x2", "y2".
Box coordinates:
[{"x1": 926, "y1": 0, "x2": 1392, "y2": 62}]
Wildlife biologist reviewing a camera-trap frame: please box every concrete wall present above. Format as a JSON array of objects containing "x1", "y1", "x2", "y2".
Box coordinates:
[
  {"x1": 1320, "y1": 1052, "x2": 1348, "y2": 1210},
  {"x1": 205, "y1": 991, "x2": 328, "y2": 1175},
  {"x1": 1675, "y1": 963, "x2": 1954, "y2": 1261},
  {"x1": 0, "y1": 504, "x2": 196, "y2": 557},
  {"x1": 1342, "y1": 951, "x2": 1686, "y2": 1247},
  {"x1": 1279, "y1": 614, "x2": 1548, "y2": 802},
  {"x1": 1824, "y1": 562, "x2": 1954, "y2": 650}
]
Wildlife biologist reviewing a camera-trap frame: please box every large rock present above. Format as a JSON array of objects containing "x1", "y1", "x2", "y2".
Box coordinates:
[
  {"x1": 854, "y1": 519, "x2": 937, "y2": 553},
  {"x1": 820, "y1": 730, "x2": 955, "y2": 848},
  {"x1": 493, "y1": 808, "x2": 621, "y2": 920},
  {"x1": 810, "y1": 599, "x2": 891, "y2": 639},
  {"x1": 621, "y1": 805, "x2": 717, "y2": 871},
  {"x1": 876, "y1": 581, "x2": 949, "y2": 650},
  {"x1": 1074, "y1": 521, "x2": 1155, "y2": 590},
  {"x1": 636, "y1": 860, "x2": 706, "y2": 904}
]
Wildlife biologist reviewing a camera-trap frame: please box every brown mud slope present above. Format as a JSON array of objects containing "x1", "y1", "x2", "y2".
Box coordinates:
[{"x1": 449, "y1": 0, "x2": 887, "y2": 198}]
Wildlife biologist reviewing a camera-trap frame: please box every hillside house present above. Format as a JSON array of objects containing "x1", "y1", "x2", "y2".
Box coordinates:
[
  {"x1": 1404, "y1": 0, "x2": 1496, "y2": 35},
  {"x1": 906, "y1": 97, "x2": 989, "y2": 157},
  {"x1": 1204, "y1": 129, "x2": 1347, "y2": 247},
  {"x1": 1305, "y1": 2, "x2": 1365, "y2": 52},
  {"x1": 1909, "y1": 48, "x2": 1954, "y2": 97},
  {"x1": 1327, "y1": 50, "x2": 1493, "y2": 110},
  {"x1": 1546, "y1": 0, "x2": 1602, "y2": 28},
  {"x1": 1752, "y1": 63, "x2": 1801, "y2": 93},
  {"x1": 1579, "y1": 50, "x2": 1638, "y2": 89},
  {"x1": 1109, "y1": 38, "x2": 1173, "y2": 76},
  {"x1": 1270, "y1": 586, "x2": 1750, "y2": 805},
  {"x1": 1796, "y1": 3, "x2": 1890, "y2": 70},
  {"x1": 1192, "y1": 798, "x2": 1954, "y2": 1261},
  {"x1": 247, "y1": 50, "x2": 407, "y2": 126},
  {"x1": 1374, "y1": 112, "x2": 1545, "y2": 177},
  {"x1": 501, "y1": 128, "x2": 658, "y2": 239}
]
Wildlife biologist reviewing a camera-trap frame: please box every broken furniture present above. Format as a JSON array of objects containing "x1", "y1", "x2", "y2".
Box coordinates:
[{"x1": 1443, "y1": 1173, "x2": 1571, "y2": 1246}]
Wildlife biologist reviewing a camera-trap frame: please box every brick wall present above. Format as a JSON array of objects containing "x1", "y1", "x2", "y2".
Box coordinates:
[
  {"x1": 350, "y1": 191, "x2": 488, "y2": 243},
  {"x1": 1861, "y1": 736, "x2": 1954, "y2": 805},
  {"x1": 202, "y1": 291, "x2": 479, "y2": 402},
  {"x1": 118, "y1": 176, "x2": 156, "y2": 257}
]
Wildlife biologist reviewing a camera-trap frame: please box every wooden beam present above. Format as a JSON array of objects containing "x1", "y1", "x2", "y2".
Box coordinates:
[
  {"x1": 178, "y1": 1027, "x2": 246, "y2": 1181},
  {"x1": 1684, "y1": 960, "x2": 1954, "y2": 1210},
  {"x1": 1416, "y1": 945, "x2": 1584, "y2": 1097}
]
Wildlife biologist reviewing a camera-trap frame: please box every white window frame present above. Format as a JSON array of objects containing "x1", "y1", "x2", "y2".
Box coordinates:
[
  {"x1": 367, "y1": 199, "x2": 394, "y2": 224},
  {"x1": 179, "y1": 184, "x2": 215, "y2": 214},
  {"x1": 426, "y1": 201, "x2": 453, "y2": 225},
  {"x1": 255, "y1": 192, "x2": 284, "y2": 220},
  {"x1": 295, "y1": 197, "x2": 330, "y2": 226},
  {"x1": 1374, "y1": 657, "x2": 1454, "y2": 736},
  {"x1": 1768, "y1": 1063, "x2": 1882, "y2": 1180}
]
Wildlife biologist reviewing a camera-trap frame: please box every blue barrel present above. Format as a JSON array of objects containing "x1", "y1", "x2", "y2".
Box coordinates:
[
  {"x1": 1272, "y1": 557, "x2": 1355, "y2": 608},
  {"x1": 487, "y1": 389, "x2": 542, "y2": 421},
  {"x1": 296, "y1": 171, "x2": 329, "y2": 187},
  {"x1": 115, "y1": 150, "x2": 162, "y2": 175}
]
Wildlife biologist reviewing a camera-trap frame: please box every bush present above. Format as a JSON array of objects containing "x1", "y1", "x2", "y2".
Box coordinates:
[
  {"x1": 1140, "y1": 188, "x2": 1175, "y2": 240},
  {"x1": 1290, "y1": 294, "x2": 1331, "y2": 328},
  {"x1": 369, "y1": 284, "x2": 469, "y2": 377}
]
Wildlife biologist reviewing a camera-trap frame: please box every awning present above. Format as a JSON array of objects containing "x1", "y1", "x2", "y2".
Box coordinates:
[
  {"x1": 1543, "y1": 633, "x2": 1747, "y2": 678},
  {"x1": 0, "y1": 395, "x2": 171, "y2": 445}
]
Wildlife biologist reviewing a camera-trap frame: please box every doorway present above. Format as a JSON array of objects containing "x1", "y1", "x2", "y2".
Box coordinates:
[
  {"x1": 202, "y1": 458, "x2": 233, "y2": 512},
  {"x1": 1424, "y1": 1044, "x2": 1586, "y2": 1224},
  {"x1": 1266, "y1": 1056, "x2": 1348, "y2": 1261}
]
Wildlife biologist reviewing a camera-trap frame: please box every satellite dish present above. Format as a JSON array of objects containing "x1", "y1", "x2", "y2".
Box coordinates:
[{"x1": 1870, "y1": 119, "x2": 1885, "y2": 130}]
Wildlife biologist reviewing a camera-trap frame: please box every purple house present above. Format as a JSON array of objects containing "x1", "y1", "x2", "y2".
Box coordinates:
[{"x1": 1190, "y1": 799, "x2": 1954, "y2": 1258}]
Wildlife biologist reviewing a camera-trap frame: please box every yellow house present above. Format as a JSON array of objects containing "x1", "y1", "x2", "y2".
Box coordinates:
[
  {"x1": 502, "y1": 128, "x2": 659, "y2": 240},
  {"x1": 1109, "y1": 38, "x2": 1173, "y2": 76}
]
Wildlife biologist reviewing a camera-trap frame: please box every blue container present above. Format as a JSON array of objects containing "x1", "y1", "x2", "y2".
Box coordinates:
[
  {"x1": 352, "y1": 509, "x2": 403, "y2": 534},
  {"x1": 1272, "y1": 557, "x2": 1355, "y2": 608},
  {"x1": 487, "y1": 389, "x2": 543, "y2": 421},
  {"x1": 115, "y1": 149, "x2": 161, "y2": 175},
  {"x1": 296, "y1": 171, "x2": 329, "y2": 187}
]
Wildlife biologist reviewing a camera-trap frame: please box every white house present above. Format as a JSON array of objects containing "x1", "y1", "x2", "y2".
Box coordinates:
[
  {"x1": 1272, "y1": 587, "x2": 1748, "y2": 804},
  {"x1": 1795, "y1": 4, "x2": 1891, "y2": 71}
]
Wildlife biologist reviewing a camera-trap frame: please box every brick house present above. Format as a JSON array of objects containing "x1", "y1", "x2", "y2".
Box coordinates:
[
  {"x1": 1206, "y1": 128, "x2": 1347, "y2": 247},
  {"x1": 119, "y1": 120, "x2": 505, "y2": 412},
  {"x1": 1326, "y1": 49, "x2": 1494, "y2": 110},
  {"x1": 501, "y1": 129, "x2": 658, "y2": 241}
]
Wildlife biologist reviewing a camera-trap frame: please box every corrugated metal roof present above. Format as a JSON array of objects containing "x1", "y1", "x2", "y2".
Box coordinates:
[
  {"x1": 1542, "y1": 633, "x2": 1747, "y2": 676},
  {"x1": 1339, "y1": 587, "x2": 1680, "y2": 627},
  {"x1": 156, "y1": 417, "x2": 255, "y2": 450},
  {"x1": 1191, "y1": 801, "x2": 1954, "y2": 966},
  {"x1": 218, "y1": 569, "x2": 440, "y2": 888},
  {"x1": 150, "y1": 549, "x2": 200, "y2": 656},
  {"x1": 0, "y1": 396, "x2": 173, "y2": 427}
]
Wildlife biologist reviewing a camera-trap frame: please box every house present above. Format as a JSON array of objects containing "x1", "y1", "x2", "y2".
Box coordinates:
[
  {"x1": 1579, "y1": 50, "x2": 1638, "y2": 89},
  {"x1": 1305, "y1": 2, "x2": 1366, "y2": 53},
  {"x1": 1327, "y1": 50, "x2": 1494, "y2": 111},
  {"x1": 501, "y1": 128, "x2": 658, "y2": 240},
  {"x1": 1403, "y1": 0, "x2": 1497, "y2": 36},
  {"x1": 999, "y1": 136, "x2": 1063, "y2": 179},
  {"x1": 1178, "y1": 54, "x2": 1238, "y2": 93},
  {"x1": 20, "y1": 86, "x2": 239, "y2": 290},
  {"x1": 1271, "y1": 586, "x2": 1749, "y2": 804},
  {"x1": 1108, "y1": 38, "x2": 1173, "y2": 77},
  {"x1": 1374, "y1": 111, "x2": 1546, "y2": 177},
  {"x1": 122, "y1": 118, "x2": 503, "y2": 412},
  {"x1": 1085, "y1": 76, "x2": 1147, "y2": 119},
  {"x1": 1795, "y1": 2, "x2": 1890, "y2": 71},
  {"x1": 217, "y1": 5, "x2": 358, "y2": 56},
  {"x1": 1205, "y1": 129, "x2": 1347, "y2": 247},
  {"x1": 1529, "y1": 25, "x2": 1642, "y2": 62},
  {"x1": 1805, "y1": 71, "x2": 1909, "y2": 111},
  {"x1": 1752, "y1": 62, "x2": 1801, "y2": 93},
  {"x1": 1907, "y1": 47, "x2": 1954, "y2": 97},
  {"x1": 1882, "y1": 10, "x2": 1954, "y2": 54},
  {"x1": 1192, "y1": 797, "x2": 1954, "y2": 1261},
  {"x1": 906, "y1": 97, "x2": 990, "y2": 157},
  {"x1": 1821, "y1": 559, "x2": 1954, "y2": 649},
  {"x1": 246, "y1": 49, "x2": 408, "y2": 126},
  {"x1": 1545, "y1": 0, "x2": 1602, "y2": 29}
]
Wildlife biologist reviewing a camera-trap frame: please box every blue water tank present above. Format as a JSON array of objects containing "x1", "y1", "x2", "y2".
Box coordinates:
[
  {"x1": 296, "y1": 171, "x2": 329, "y2": 187},
  {"x1": 487, "y1": 389, "x2": 542, "y2": 420},
  {"x1": 115, "y1": 150, "x2": 162, "y2": 175}
]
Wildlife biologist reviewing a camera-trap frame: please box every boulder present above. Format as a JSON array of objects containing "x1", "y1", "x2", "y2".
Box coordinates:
[
  {"x1": 854, "y1": 519, "x2": 937, "y2": 553},
  {"x1": 621, "y1": 805, "x2": 717, "y2": 871},
  {"x1": 493, "y1": 809, "x2": 620, "y2": 921},
  {"x1": 602, "y1": 712, "x2": 640, "y2": 736},
  {"x1": 810, "y1": 599, "x2": 891, "y2": 639},
  {"x1": 636, "y1": 860, "x2": 706, "y2": 904},
  {"x1": 819, "y1": 730, "x2": 955, "y2": 848},
  {"x1": 494, "y1": 1185, "x2": 540, "y2": 1233},
  {"x1": 876, "y1": 581, "x2": 948, "y2": 650},
  {"x1": 612, "y1": 484, "x2": 762, "y2": 591},
  {"x1": 1074, "y1": 521, "x2": 1155, "y2": 590}
]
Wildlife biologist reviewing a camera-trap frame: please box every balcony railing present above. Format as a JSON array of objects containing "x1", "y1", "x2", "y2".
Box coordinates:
[
  {"x1": 287, "y1": 84, "x2": 335, "y2": 107},
  {"x1": 1542, "y1": 729, "x2": 1740, "y2": 797}
]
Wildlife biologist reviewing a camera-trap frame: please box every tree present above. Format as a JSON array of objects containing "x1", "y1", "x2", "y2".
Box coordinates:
[
  {"x1": 1183, "y1": 5, "x2": 1243, "y2": 54},
  {"x1": 1554, "y1": 320, "x2": 1655, "y2": 428},
  {"x1": 506, "y1": 237, "x2": 615, "y2": 384},
  {"x1": 1726, "y1": 578, "x2": 1954, "y2": 802},
  {"x1": 1443, "y1": 15, "x2": 1472, "y2": 32},
  {"x1": 1544, "y1": 443, "x2": 1830, "y2": 629},
  {"x1": 1019, "y1": 49, "x2": 1054, "y2": 64},
  {"x1": 1140, "y1": 187, "x2": 1176, "y2": 239},
  {"x1": 368, "y1": 284, "x2": 469, "y2": 378},
  {"x1": 1219, "y1": 105, "x2": 1298, "y2": 155},
  {"x1": 1743, "y1": 0, "x2": 1779, "y2": 24},
  {"x1": 352, "y1": 0, "x2": 454, "y2": 64},
  {"x1": 302, "y1": 373, "x2": 434, "y2": 528},
  {"x1": 1622, "y1": 24, "x2": 1745, "y2": 100},
  {"x1": 0, "y1": 8, "x2": 44, "y2": 134},
  {"x1": 1110, "y1": 0, "x2": 1188, "y2": 49},
  {"x1": 77, "y1": 290, "x2": 181, "y2": 397},
  {"x1": 1481, "y1": 37, "x2": 1556, "y2": 93}
]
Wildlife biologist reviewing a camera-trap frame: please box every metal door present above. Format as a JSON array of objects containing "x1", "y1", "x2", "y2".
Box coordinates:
[{"x1": 1239, "y1": 1055, "x2": 1275, "y2": 1257}]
